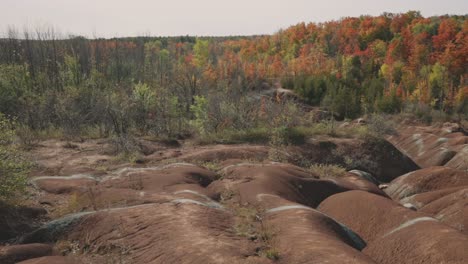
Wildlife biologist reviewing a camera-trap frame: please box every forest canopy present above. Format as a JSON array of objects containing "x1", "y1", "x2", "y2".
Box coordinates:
[{"x1": 0, "y1": 12, "x2": 466, "y2": 139}]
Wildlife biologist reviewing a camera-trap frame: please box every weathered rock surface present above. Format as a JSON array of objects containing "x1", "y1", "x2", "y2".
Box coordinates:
[
  {"x1": 385, "y1": 166, "x2": 468, "y2": 232},
  {"x1": 23, "y1": 161, "x2": 391, "y2": 263},
  {"x1": 388, "y1": 123, "x2": 468, "y2": 170},
  {"x1": 264, "y1": 205, "x2": 375, "y2": 263},
  {"x1": 318, "y1": 191, "x2": 468, "y2": 263},
  {"x1": 385, "y1": 166, "x2": 468, "y2": 200},
  {"x1": 6, "y1": 129, "x2": 467, "y2": 263},
  {"x1": 209, "y1": 163, "x2": 387, "y2": 208}
]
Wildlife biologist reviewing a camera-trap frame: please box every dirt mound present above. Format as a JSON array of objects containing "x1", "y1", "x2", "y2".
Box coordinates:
[
  {"x1": 177, "y1": 145, "x2": 270, "y2": 162},
  {"x1": 364, "y1": 220, "x2": 468, "y2": 264},
  {"x1": 385, "y1": 166, "x2": 468, "y2": 200},
  {"x1": 385, "y1": 166, "x2": 468, "y2": 232},
  {"x1": 336, "y1": 172, "x2": 388, "y2": 197},
  {"x1": 32, "y1": 175, "x2": 98, "y2": 194},
  {"x1": 416, "y1": 188, "x2": 468, "y2": 231},
  {"x1": 264, "y1": 205, "x2": 375, "y2": 263},
  {"x1": 397, "y1": 186, "x2": 468, "y2": 232},
  {"x1": 318, "y1": 191, "x2": 468, "y2": 263},
  {"x1": 30, "y1": 140, "x2": 114, "y2": 176},
  {"x1": 30, "y1": 164, "x2": 220, "y2": 217},
  {"x1": 48, "y1": 203, "x2": 266, "y2": 264},
  {"x1": 295, "y1": 137, "x2": 419, "y2": 183},
  {"x1": 0, "y1": 243, "x2": 53, "y2": 264},
  {"x1": 14, "y1": 132, "x2": 468, "y2": 263},
  {"x1": 30, "y1": 138, "x2": 186, "y2": 176},
  {"x1": 209, "y1": 163, "x2": 387, "y2": 208},
  {"x1": 399, "y1": 186, "x2": 466, "y2": 208},
  {"x1": 388, "y1": 123, "x2": 468, "y2": 170},
  {"x1": 17, "y1": 256, "x2": 80, "y2": 264},
  {"x1": 348, "y1": 170, "x2": 380, "y2": 185},
  {"x1": 101, "y1": 163, "x2": 217, "y2": 194},
  {"x1": 318, "y1": 191, "x2": 423, "y2": 243},
  {"x1": 23, "y1": 162, "x2": 393, "y2": 263}
]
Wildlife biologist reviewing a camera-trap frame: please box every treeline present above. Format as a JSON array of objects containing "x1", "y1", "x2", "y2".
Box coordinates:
[
  {"x1": 0, "y1": 11, "x2": 466, "y2": 140},
  {"x1": 0, "y1": 29, "x2": 271, "y2": 140},
  {"x1": 231, "y1": 11, "x2": 467, "y2": 117}
]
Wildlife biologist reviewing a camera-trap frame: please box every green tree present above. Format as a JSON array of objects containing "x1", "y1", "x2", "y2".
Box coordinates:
[
  {"x1": 322, "y1": 81, "x2": 361, "y2": 119},
  {"x1": 190, "y1": 95, "x2": 209, "y2": 135},
  {"x1": 193, "y1": 39, "x2": 210, "y2": 68},
  {"x1": 362, "y1": 77, "x2": 385, "y2": 113},
  {"x1": 293, "y1": 75, "x2": 327, "y2": 105},
  {"x1": 429, "y1": 63, "x2": 448, "y2": 109},
  {"x1": 0, "y1": 64, "x2": 29, "y2": 116},
  {"x1": 63, "y1": 55, "x2": 81, "y2": 86},
  {"x1": 376, "y1": 89, "x2": 402, "y2": 114}
]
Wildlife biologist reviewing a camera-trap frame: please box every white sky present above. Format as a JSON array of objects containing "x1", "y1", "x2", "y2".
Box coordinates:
[{"x1": 1, "y1": 0, "x2": 467, "y2": 38}]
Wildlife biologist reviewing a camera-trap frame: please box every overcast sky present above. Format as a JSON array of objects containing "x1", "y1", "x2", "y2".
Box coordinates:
[{"x1": 1, "y1": 0, "x2": 467, "y2": 38}]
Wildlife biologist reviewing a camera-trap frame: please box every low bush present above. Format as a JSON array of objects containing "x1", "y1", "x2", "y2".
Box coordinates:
[
  {"x1": 16, "y1": 124, "x2": 40, "y2": 149},
  {"x1": 0, "y1": 114, "x2": 31, "y2": 201},
  {"x1": 309, "y1": 164, "x2": 346, "y2": 178},
  {"x1": 195, "y1": 127, "x2": 270, "y2": 145},
  {"x1": 366, "y1": 114, "x2": 397, "y2": 136}
]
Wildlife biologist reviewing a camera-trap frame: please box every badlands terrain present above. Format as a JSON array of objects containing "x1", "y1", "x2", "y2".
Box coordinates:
[{"x1": 1, "y1": 120, "x2": 467, "y2": 264}]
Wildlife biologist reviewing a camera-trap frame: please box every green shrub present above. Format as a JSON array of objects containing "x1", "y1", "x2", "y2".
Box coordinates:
[
  {"x1": 268, "y1": 126, "x2": 290, "y2": 162},
  {"x1": 309, "y1": 164, "x2": 346, "y2": 178},
  {"x1": 196, "y1": 127, "x2": 270, "y2": 145},
  {"x1": 376, "y1": 90, "x2": 402, "y2": 114},
  {"x1": 264, "y1": 248, "x2": 280, "y2": 261},
  {"x1": 366, "y1": 114, "x2": 396, "y2": 136},
  {"x1": 287, "y1": 123, "x2": 371, "y2": 140},
  {"x1": 190, "y1": 96, "x2": 209, "y2": 135},
  {"x1": 285, "y1": 127, "x2": 308, "y2": 145},
  {"x1": 16, "y1": 124, "x2": 40, "y2": 149},
  {"x1": 109, "y1": 134, "x2": 141, "y2": 158},
  {"x1": 415, "y1": 106, "x2": 433, "y2": 124},
  {"x1": 0, "y1": 114, "x2": 31, "y2": 201},
  {"x1": 227, "y1": 127, "x2": 270, "y2": 144},
  {"x1": 339, "y1": 125, "x2": 370, "y2": 139}
]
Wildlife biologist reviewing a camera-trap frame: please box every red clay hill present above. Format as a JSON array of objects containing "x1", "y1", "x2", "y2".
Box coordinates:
[{"x1": 1, "y1": 120, "x2": 467, "y2": 263}]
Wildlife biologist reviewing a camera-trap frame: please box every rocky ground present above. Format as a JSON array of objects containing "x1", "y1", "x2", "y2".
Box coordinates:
[{"x1": 0, "y1": 120, "x2": 467, "y2": 264}]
